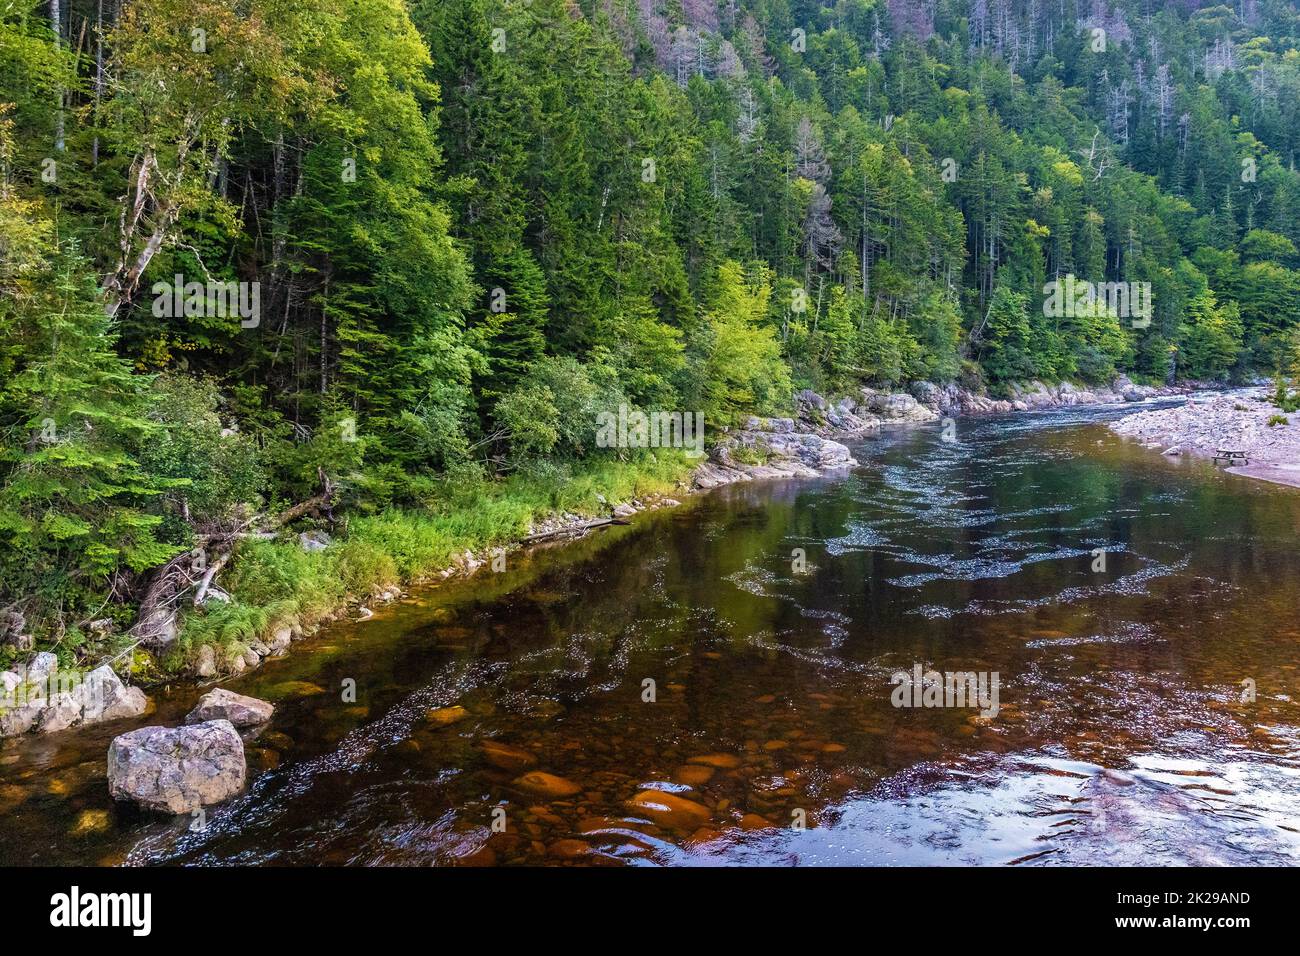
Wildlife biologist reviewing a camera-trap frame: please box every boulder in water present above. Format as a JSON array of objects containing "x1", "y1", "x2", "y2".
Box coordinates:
[
  {"x1": 186, "y1": 688, "x2": 274, "y2": 728},
  {"x1": 107, "y1": 719, "x2": 246, "y2": 814}
]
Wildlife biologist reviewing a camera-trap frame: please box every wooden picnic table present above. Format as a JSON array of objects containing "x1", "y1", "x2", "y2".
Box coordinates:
[{"x1": 1213, "y1": 449, "x2": 1249, "y2": 465}]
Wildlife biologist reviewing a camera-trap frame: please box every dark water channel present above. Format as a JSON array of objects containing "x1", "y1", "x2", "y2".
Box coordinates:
[{"x1": 3, "y1": 399, "x2": 1299, "y2": 866}]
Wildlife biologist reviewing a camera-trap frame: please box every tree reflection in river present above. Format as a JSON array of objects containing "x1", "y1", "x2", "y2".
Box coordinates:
[{"x1": 2, "y1": 402, "x2": 1298, "y2": 866}]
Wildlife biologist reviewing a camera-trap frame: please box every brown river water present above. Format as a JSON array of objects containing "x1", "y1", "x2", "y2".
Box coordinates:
[{"x1": 2, "y1": 400, "x2": 1299, "y2": 866}]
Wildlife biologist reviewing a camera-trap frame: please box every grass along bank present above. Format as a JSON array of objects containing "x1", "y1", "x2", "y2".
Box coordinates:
[{"x1": 166, "y1": 451, "x2": 698, "y2": 680}]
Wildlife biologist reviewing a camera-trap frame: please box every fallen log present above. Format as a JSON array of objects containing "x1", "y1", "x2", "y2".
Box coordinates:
[
  {"x1": 193, "y1": 551, "x2": 232, "y2": 607},
  {"x1": 520, "y1": 517, "x2": 629, "y2": 545},
  {"x1": 131, "y1": 474, "x2": 337, "y2": 648}
]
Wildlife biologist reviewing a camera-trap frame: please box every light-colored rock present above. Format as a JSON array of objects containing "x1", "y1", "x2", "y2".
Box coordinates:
[
  {"x1": 82, "y1": 665, "x2": 149, "y2": 722},
  {"x1": 481, "y1": 740, "x2": 538, "y2": 772},
  {"x1": 35, "y1": 692, "x2": 84, "y2": 734},
  {"x1": 107, "y1": 719, "x2": 246, "y2": 814},
  {"x1": 612, "y1": 503, "x2": 637, "y2": 518},
  {"x1": 625, "y1": 790, "x2": 712, "y2": 830},
  {"x1": 267, "y1": 627, "x2": 292, "y2": 654},
  {"x1": 513, "y1": 771, "x2": 582, "y2": 798},
  {"x1": 298, "y1": 530, "x2": 332, "y2": 552},
  {"x1": 194, "y1": 644, "x2": 217, "y2": 678},
  {"x1": 1112, "y1": 389, "x2": 1300, "y2": 488},
  {"x1": 18, "y1": 652, "x2": 58, "y2": 688},
  {"x1": 858, "y1": 388, "x2": 940, "y2": 423},
  {"x1": 186, "y1": 688, "x2": 274, "y2": 728},
  {"x1": 1, "y1": 661, "x2": 146, "y2": 737}
]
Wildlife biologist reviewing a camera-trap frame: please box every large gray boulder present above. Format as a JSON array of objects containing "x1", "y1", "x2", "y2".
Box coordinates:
[
  {"x1": 107, "y1": 719, "x2": 246, "y2": 814},
  {"x1": 186, "y1": 688, "x2": 274, "y2": 728},
  {"x1": 858, "y1": 388, "x2": 940, "y2": 423},
  {"x1": 0, "y1": 657, "x2": 146, "y2": 737}
]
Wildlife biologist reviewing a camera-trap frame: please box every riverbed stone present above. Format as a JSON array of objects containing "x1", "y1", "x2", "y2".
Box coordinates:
[
  {"x1": 687, "y1": 753, "x2": 742, "y2": 769},
  {"x1": 426, "y1": 705, "x2": 469, "y2": 726},
  {"x1": 513, "y1": 771, "x2": 582, "y2": 798},
  {"x1": 186, "y1": 688, "x2": 275, "y2": 728},
  {"x1": 107, "y1": 719, "x2": 246, "y2": 814},
  {"x1": 481, "y1": 740, "x2": 538, "y2": 772},
  {"x1": 625, "y1": 790, "x2": 712, "y2": 831},
  {"x1": 673, "y1": 765, "x2": 714, "y2": 786}
]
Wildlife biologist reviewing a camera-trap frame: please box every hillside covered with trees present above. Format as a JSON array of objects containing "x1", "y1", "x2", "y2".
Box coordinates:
[{"x1": 3, "y1": 0, "x2": 1300, "y2": 661}]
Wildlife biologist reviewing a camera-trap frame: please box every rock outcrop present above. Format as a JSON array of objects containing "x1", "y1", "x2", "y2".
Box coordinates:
[
  {"x1": 0, "y1": 654, "x2": 148, "y2": 737},
  {"x1": 693, "y1": 416, "x2": 857, "y2": 490},
  {"x1": 185, "y1": 688, "x2": 275, "y2": 728},
  {"x1": 107, "y1": 719, "x2": 246, "y2": 814},
  {"x1": 907, "y1": 375, "x2": 1183, "y2": 418},
  {"x1": 858, "y1": 388, "x2": 940, "y2": 423},
  {"x1": 0, "y1": 608, "x2": 32, "y2": 651}
]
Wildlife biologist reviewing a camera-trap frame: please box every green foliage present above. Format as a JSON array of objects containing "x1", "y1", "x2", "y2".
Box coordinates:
[
  {"x1": 136, "y1": 375, "x2": 266, "y2": 539},
  {"x1": 7, "y1": 0, "x2": 1300, "y2": 650},
  {"x1": 495, "y1": 356, "x2": 625, "y2": 464},
  {"x1": 0, "y1": 218, "x2": 178, "y2": 626},
  {"x1": 688, "y1": 261, "x2": 793, "y2": 424}
]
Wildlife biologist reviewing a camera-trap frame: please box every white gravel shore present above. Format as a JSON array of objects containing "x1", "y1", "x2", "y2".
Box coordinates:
[{"x1": 1110, "y1": 388, "x2": 1300, "y2": 488}]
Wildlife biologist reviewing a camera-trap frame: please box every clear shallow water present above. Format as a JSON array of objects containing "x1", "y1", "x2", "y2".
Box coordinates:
[{"x1": 3, "y1": 401, "x2": 1300, "y2": 866}]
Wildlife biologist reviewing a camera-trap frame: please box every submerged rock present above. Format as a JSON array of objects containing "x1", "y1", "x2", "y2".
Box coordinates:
[
  {"x1": 687, "y1": 752, "x2": 742, "y2": 769},
  {"x1": 186, "y1": 688, "x2": 275, "y2": 728},
  {"x1": 426, "y1": 705, "x2": 470, "y2": 726},
  {"x1": 625, "y1": 790, "x2": 712, "y2": 831},
  {"x1": 107, "y1": 719, "x2": 246, "y2": 814},
  {"x1": 481, "y1": 740, "x2": 538, "y2": 772},
  {"x1": 513, "y1": 771, "x2": 582, "y2": 798}
]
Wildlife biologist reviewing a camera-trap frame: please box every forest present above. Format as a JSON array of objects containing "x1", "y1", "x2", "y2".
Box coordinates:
[{"x1": 2, "y1": 0, "x2": 1300, "y2": 668}]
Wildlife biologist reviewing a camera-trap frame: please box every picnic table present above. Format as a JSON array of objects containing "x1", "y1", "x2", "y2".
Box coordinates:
[{"x1": 1213, "y1": 449, "x2": 1249, "y2": 465}]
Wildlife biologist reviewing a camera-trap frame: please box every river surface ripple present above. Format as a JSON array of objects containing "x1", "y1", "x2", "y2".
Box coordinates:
[{"x1": 3, "y1": 399, "x2": 1299, "y2": 866}]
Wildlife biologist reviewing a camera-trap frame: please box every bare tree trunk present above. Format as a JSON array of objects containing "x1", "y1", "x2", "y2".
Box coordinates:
[
  {"x1": 92, "y1": 0, "x2": 103, "y2": 165},
  {"x1": 50, "y1": 0, "x2": 64, "y2": 152},
  {"x1": 320, "y1": 274, "x2": 329, "y2": 394}
]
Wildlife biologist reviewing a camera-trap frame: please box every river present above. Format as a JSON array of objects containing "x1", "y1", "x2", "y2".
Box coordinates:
[{"x1": 3, "y1": 399, "x2": 1299, "y2": 866}]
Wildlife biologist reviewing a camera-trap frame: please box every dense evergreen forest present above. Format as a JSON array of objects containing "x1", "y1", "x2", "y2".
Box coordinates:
[{"x1": 3, "y1": 0, "x2": 1300, "y2": 661}]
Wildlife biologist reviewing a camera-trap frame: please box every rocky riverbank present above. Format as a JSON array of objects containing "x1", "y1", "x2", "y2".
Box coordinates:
[
  {"x1": 691, "y1": 373, "x2": 1195, "y2": 491},
  {"x1": 1110, "y1": 388, "x2": 1300, "y2": 488},
  {"x1": 766, "y1": 374, "x2": 1196, "y2": 441},
  {"x1": 0, "y1": 373, "x2": 1203, "y2": 739}
]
